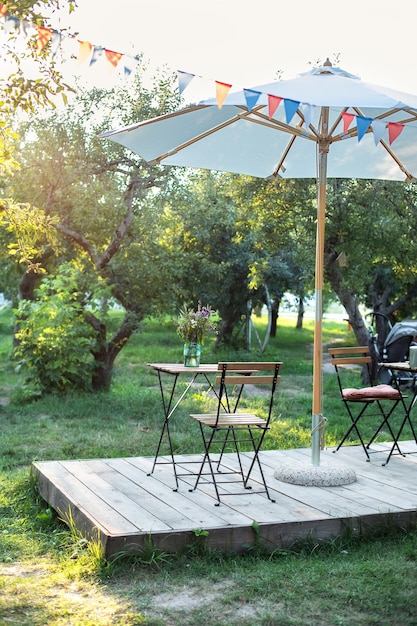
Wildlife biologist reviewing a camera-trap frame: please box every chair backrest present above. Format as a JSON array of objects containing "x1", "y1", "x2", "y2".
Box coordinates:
[
  {"x1": 214, "y1": 361, "x2": 282, "y2": 417},
  {"x1": 328, "y1": 346, "x2": 372, "y2": 395}
]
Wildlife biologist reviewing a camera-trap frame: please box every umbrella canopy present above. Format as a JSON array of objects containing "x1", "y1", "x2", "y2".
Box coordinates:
[{"x1": 100, "y1": 60, "x2": 417, "y2": 467}]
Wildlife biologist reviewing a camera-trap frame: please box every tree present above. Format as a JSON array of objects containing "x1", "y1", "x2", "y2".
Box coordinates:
[
  {"x1": 8, "y1": 73, "x2": 183, "y2": 391},
  {"x1": 221, "y1": 175, "x2": 317, "y2": 336}
]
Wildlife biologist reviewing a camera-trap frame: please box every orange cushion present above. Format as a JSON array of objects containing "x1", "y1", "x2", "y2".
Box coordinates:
[{"x1": 342, "y1": 384, "x2": 401, "y2": 400}]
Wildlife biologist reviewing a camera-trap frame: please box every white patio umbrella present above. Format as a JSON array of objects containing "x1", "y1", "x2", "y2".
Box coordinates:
[{"x1": 100, "y1": 59, "x2": 417, "y2": 472}]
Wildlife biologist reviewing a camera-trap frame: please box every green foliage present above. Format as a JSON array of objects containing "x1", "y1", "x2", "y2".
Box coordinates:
[{"x1": 13, "y1": 262, "x2": 110, "y2": 393}]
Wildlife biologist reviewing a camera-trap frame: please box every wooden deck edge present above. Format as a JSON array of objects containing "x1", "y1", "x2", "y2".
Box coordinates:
[{"x1": 104, "y1": 510, "x2": 417, "y2": 558}]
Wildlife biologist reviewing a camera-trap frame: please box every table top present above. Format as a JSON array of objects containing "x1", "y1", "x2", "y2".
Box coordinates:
[
  {"x1": 379, "y1": 361, "x2": 417, "y2": 372},
  {"x1": 147, "y1": 363, "x2": 219, "y2": 374}
]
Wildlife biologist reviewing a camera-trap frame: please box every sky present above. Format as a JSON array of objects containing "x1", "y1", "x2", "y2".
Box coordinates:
[{"x1": 49, "y1": 0, "x2": 417, "y2": 99}]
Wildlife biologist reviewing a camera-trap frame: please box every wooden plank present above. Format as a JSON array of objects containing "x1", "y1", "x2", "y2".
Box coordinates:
[
  {"x1": 34, "y1": 461, "x2": 141, "y2": 534},
  {"x1": 126, "y1": 455, "x2": 258, "y2": 526},
  {"x1": 103, "y1": 457, "x2": 235, "y2": 530},
  {"x1": 176, "y1": 453, "x2": 334, "y2": 523},
  {"x1": 254, "y1": 449, "x2": 416, "y2": 513},
  {"x1": 64, "y1": 460, "x2": 172, "y2": 532}
]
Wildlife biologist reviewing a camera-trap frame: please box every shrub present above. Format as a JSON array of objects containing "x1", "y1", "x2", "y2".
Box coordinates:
[{"x1": 14, "y1": 264, "x2": 99, "y2": 394}]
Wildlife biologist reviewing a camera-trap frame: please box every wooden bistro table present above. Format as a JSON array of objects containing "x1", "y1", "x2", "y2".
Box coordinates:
[
  {"x1": 379, "y1": 361, "x2": 417, "y2": 464},
  {"x1": 146, "y1": 363, "x2": 219, "y2": 490}
]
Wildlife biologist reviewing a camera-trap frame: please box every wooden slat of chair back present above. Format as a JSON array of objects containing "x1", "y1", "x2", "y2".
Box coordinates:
[
  {"x1": 328, "y1": 346, "x2": 371, "y2": 367},
  {"x1": 215, "y1": 362, "x2": 282, "y2": 386},
  {"x1": 217, "y1": 362, "x2": 281, "y2": 371},
  {"x1": 215, "y1": 374, "x2": 281, "y2": 386}
]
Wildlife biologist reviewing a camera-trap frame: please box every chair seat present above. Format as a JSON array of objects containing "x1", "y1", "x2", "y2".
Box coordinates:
[
  {"x1": 190, "y1": 412, "x2": 266, "y2": 427},
  {"x1": 342, "y1": 384, "x2": 401, "y2": 401}
]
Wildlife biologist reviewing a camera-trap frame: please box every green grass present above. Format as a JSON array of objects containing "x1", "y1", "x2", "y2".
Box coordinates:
[{"x1": 1, "y1": 306, "x2": 417, "y2": 625}]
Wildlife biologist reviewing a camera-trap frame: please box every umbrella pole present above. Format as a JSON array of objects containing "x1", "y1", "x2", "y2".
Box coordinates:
[{"x1": 311, "y1": 130, "x2": 329, "y2": 466}]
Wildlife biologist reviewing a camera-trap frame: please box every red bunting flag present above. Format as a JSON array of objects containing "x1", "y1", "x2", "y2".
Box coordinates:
[
  {"x1": 36, "y1": 26, "x2": 52, "y2": 51},
  {"x1": 0, "y1": 5, "x2": 8, "y2": 17},
  {"x1": 215, "y1": 81, "x2": 232, "y2": 109},
  {"x1": 341, "y1": 112, "x2": 355, "y2": 135},
  {"x1": 387, "y1": 122, "x2": 404, "y2": 145},
  {"x1": 268, "y1": 95, "x2": 282, "y2": 118},
  {"x1": 77, "y1": 40, "x2": 93, "y2": 64},
  {"x1": 105, "y1": 49, "x2": 123, "y2": 68}
]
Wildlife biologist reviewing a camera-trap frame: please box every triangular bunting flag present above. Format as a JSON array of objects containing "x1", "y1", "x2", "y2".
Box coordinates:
[
  {"x1": 19, "y1": 19, "x2": 32, "y2": 38},
  {"x1": 268, "y1": 95, "x2": 282, "y2": 118},
  {"x1": 371, "y1": 119, "x2": 386, "y2": 146},
  {"x1": 122, "y1": 55, "x2": 138, "y2": 77},
  {"x1": 4, "y1": 14, "x2": 19, "y2": 33},
  {"x1": 177, "y1": 70, "x2": 195, "y2": 95},
  {"x1": 283, "y1": 99, "x2": 299, "y2": 124},
  {"x1": 77, "y1": 40, "x2": 93, "y2": 64},
  {"x1": 387, "y1": 122, "x2": 404, "y2": 145},
  {"x1": 105, "y1": 49, "x2": 123, "y2": 68},
  {"x1": 36, "y1": 26, "x2": 52, "y2": 51},
  {"x1": 301, "y1": 103, "x2": 313, "y2": 129},
  {"x1": 341, "y1": 112, "x2": 355, "y2": 135},
  {"x1": 243, "y1": 89, "x2": 262, "y2": 111},
  {"x1": 357, "y1": 116, "x2": 372, "y2": 142},
  {"x1": 215, "y1": 81, "x2": 232, "y2": 109},
  {"x1": 90, "y1": 46, "x2": 105, "y2": 65},
  {"x1": 50, "y1": 30, "x2": 63, "y2": 57}
]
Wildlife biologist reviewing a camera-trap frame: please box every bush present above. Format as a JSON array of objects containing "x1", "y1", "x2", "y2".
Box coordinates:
[{"x1": 14, "y1": 265, "x2": 97, "y2": 394}]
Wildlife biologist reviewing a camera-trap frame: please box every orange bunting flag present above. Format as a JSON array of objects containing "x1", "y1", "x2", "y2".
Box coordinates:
[
  {"x1": 77, "y1": 40, "x2": 93, "y2": 64},
  {"x1": 36, "y1": 26, "x2": 52, "y2": 51},
  {"x1": 215, "y1": 81, "x2": 232, "y2": 109},
  {"x1": 0, "y1": 5, "x2": 8, "y2": 17},
  {"x1": 387, "y1": 122, "x2": 404, "y2": 145},
  {"x1": 268, "y1": 95, "x2": 282, "y2": 118},
  {"x1": 341, "y1": 112, "x2": 355, "y2": 135},
  {"x1": 105, "y1": 49, "x2": 123, "y2": 68}
]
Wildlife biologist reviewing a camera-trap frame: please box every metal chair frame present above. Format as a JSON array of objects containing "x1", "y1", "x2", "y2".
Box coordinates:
[
  {"x1": 328, "y1": 346, "x2": 405, "y2": 463},
  {"x1": 189, "y1": 361, "x2": 282, "y2": 505}
]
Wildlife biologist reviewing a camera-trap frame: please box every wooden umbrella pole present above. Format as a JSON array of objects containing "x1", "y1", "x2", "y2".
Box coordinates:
[{"x1": 312, "y1": 109, "x2": 330, "y2": 466}]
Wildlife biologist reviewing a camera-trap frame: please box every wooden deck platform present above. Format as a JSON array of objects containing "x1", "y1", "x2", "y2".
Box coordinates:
[{"x1": 33, "y1": 442, "x2": 417, "y2": 558}]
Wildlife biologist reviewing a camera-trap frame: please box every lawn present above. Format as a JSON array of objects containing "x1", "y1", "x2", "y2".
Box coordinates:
[{"x1": 1, "y1": 307, "x2": 417, "y2": 625}]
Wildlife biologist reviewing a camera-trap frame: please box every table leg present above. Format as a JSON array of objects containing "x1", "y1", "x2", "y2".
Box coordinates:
[{"x1": 148, "y1": 370, "x2": 201, "y2": 490}]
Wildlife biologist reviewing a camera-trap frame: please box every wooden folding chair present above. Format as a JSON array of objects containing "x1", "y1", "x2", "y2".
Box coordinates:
[
  {"x1": 328, "y1": 346, "x2": 405, "y2": 462},
  {"x1": 189, "y1": 361, "x2": 282, "y2": 505}
]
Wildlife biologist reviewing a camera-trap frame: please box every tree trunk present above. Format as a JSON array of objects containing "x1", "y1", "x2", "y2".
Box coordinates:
[
  {"x1": 326, "y1": 254, "x2": 373, "y2": 382},
  {"x1": 270, "y1": 296, "x2": 281, "y2": 338},
  {"x1": 296, "y1": 296, "x2": 305, "y2": 329},
  {"x1": 86, "y1": 311, "x2": 140, "y2": 391}
]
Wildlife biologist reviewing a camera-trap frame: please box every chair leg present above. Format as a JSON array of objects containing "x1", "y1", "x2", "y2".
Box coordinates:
[
  {"x1": 244, "y1": 428, "x2": 275, "y2": 503},
  {"x1": 366, "y1": 400, "x2": 403, "y2": 456},
  {"x1": 190, "y1": 424, "x2": 275, "y2": 505},
  {"x1": 334, "y1": 403, "x2": 371, "y2": 460},
  {"x1": 189, "y1": 425, "x2": 222, "y2": 505},
  {"x1": 226, "y1": 427, "x2": 247, "y2": 484}
]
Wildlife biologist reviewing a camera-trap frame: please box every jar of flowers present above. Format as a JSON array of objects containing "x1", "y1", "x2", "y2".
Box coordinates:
[{"x1": 175, "y1": 303, "x2": 216, "y2": 367}]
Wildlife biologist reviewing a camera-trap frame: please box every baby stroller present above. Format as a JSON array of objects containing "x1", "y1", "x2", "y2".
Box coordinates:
[{"x1": 367, "y1": 312, "x2": 417, "y2": 386}]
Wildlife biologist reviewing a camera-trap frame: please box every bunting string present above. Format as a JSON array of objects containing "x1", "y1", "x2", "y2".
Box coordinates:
[
  {"x1": 0, "y1": 4, "x2": 410, "y2": 146},
  {"x1": 178, "y1": 70, "x2": 408, "y2": 146},
  {"x1": 0, "y1": 4, "x2": 140, "y2": 78}
]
